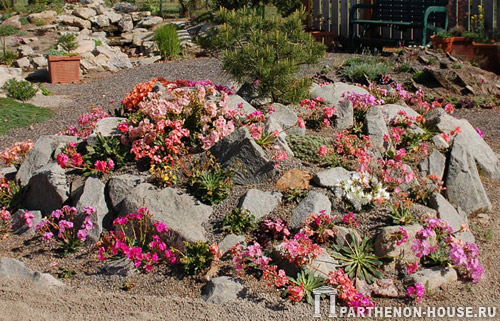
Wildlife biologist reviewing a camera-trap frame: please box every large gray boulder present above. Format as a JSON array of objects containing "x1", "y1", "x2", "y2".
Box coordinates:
[
  {"x1": 113, "y1": 2, "x2": 139, "y2": 13},
  {"x1": 264, "y1": 117, "x2": 294, "y2": 157},
  {"x1": 238, "y1": 189, "x2": 282, "y2": 220},
  {"x1": 202, "y1": 276, "x2": 244, "y2": 304},
  {"x1": 313, "y1": 167, "x2": 352, "y2": 189},
  {"x1": 445, "y1": 134, "x2": 492, "y2": 216},
  {"x1": 309, "y1": 82, "x2": 369, "y2": 106},
  {"x1": 374, "y1": 224, "x2": 423, "y2": 265},
  {"x1": 267, "y1": 103, "x2": 304, "y2": 136},
  {"x1": 426, "y1": 109, "x2": 500, "y2": 179},
  {"x1": 364, "y1": 106, "x2": 389, "y2": 147},
  {"x1": 118, "y1": 15, "x2": 134, "y2": 32},
  {"x1": 23, "y1": 163, "x2": 69, "y2": 215},
  {"x1": 210, "y1": 127, "x2": 275, "y2": 185},
  {"x1": 380, "y1": 104, "x2": 420, "y2": 123},
  {"x1": 107, "y1": 174, "x2": 148, "y2": 212},
  {"x1": 333, "y1": 100, "x2": 354, "y2": 130},
  {"x1": 0, "y1": 257, "x2": 63, "y2": 287},
  {"x1": 140, "y1": 16, "x2": 163, "y2": 28},
  {"x1": 418, "y1": 149, "x2": 446, "y2": 180},
  {"x1": 16, "y1": 135, "x2": 77, "y2": 186},
  {"x1": 10, "y1": 209, "x2": 42, "y2": 236},
  {"x1": 410, "y1": 267, "x2": 457, "y2": 292},
  {"x1": 73, "y1": 7, "x2": 97, "y2": 20},
  {"x1": 74, "y1": 177, "x2": 108, "y2": 242},
  {"x1": 291, "y1": 191, "x2": 331, "y2": 229},
  {"x1": 121, "y1": 184, "x2": 212, "y2": 245}
]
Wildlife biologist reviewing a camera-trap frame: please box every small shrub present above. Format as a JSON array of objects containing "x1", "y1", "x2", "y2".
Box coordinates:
[
  {"x1": 2, "y1": 79, "x2": 37, "y2": 101},
  {"x1": 286, "y1": 134, "x2": 330, "y2": 164},
  {"x1": 387, "y1": 198, "x2": 415, "y2": 225},
  {"x1": 331, "y1": 233, "x2": 383, "y2": 284},
  {"x1": 57, "y1": 33, "x2": 78, "y2": 53},
  {"x1": 39, "y1": 84, "x2": 52, "y2": 96},
  {"x1": 19, "y1": 17, "x2": 29, "y2": 25},
  {"x1": 452, "y1": 62, "x2": 462, "y2": 69},
  {"x1": 396, "y1": 61, "x2": 413, "y2": 73},
  {"x1": 34, "y1": 19, "x2": 46, "y2": 26},
  {"x1": 0, "y1": 175, "x2": 20, "y2": 210},
  {"x1": 282, "y1": 187, "x2": 307, "y2": 204},
  {"x1": 180, "y1": 241, "x2": 220, "y2": 274},
  {"x1": 202, "y1": 8, "x2": 325, "y2": 104},
  {"x1": 339, "y1": 56, "x2": 392, "y2": 83},
  {"x1": 187, "y1": 154, "x2": 233, "y2": 205},
  {"x1": 153, "y1": 24, "x2": 181, "y2": 60},
  {"x1": 93, "y1": 39, "x2": 102, "y2": 47},
  {"x1": 84, "y1": 134, "x2": 130, "y2": 171},
  {"x1": 222, "y1": 208, "x2": 257, "y2": 235},
  {"x1": 44, "y1": 48, "x2": 64, "y2": 57},
  {"x1": 0, "y1": 50, "x2": 17, "y2": 66},
  {"x1": 273, "y1": 0, "x2": 303, "y2": 17}
]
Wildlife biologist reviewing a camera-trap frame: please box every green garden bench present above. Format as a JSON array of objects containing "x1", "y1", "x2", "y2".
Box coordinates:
[{"x1": 349, "y1": 0, "x2": 448, "y2": 48}]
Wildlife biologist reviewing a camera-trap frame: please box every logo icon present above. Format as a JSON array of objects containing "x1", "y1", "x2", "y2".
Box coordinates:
[{"x1": 312, "y1": 285, "x2": 337, "y2": 318}]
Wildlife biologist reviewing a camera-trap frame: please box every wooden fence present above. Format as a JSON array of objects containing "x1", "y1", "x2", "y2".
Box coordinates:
[{"x1": 305, "y1": 0, "x2": 500, "y2": 44}]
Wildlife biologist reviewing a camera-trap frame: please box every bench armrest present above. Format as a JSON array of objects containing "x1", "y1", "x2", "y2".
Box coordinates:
[
  {"x1": 423, "y1": 6, "x2": 448, "y2": 45},
  {"x1": 350, "y1": 3, "x2": 375, "y2": 21},
  {"x1": 424, "y1": 6, "x2": 447, "y2": 24}
]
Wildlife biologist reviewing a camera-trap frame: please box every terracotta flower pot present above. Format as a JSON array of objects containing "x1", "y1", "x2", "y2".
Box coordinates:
[
  {"x1": 431, "y1": 36, "x2": 453, "y2": 53},
  {"x1": 473, "y1": 42, "x2": 500, "y2": 74},
  {"x1": 450, "y1": 37, "x2": 474, "y2": 61},
  {"x1": 48, "y1": 55, "x2": 81, "y2": 84}
]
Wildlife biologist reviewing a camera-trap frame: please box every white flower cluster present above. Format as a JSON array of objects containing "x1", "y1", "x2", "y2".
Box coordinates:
[{"x1": 337, "y1": 172, "x2": 390, "y2": 207}]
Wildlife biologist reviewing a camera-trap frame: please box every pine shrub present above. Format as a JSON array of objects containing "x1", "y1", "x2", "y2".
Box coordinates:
[{"x1": 201, "y1": 8, "x2": 325, "y2": 104}]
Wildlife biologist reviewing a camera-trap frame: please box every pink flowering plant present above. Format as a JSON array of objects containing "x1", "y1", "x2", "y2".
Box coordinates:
[
  {"x1": 280, "y1": 233, "x2": 323, "y2": 266},
  {"x1": 0, "y1": 174, "x2": 19, "y2": 210},
  {"x1": 0, "y1": 207, "x2": 11, "y2": 238},
  {"x1": 35, "y1": 206, "x2": 95, "y2": 254},
  {"x1": 407, "y1": 283, "x2": 425, "y2": 303},
  {"x1": 59, "y1": 106, "x2": 110, "y2": 139},
  {"x1": 256, "y1": 218, "x2": 291, "y2": 246},
  {"x1": 410, "y1": 218, "x2": 484, "y2": 283},
  {"x1": 56, "y1": 142, "x2": 115, "y2": 176},
  {"x1": 120, "y1": 83, "x2": 237, "y2": 167},
  {"x1": 98, "y1": 208, "x2": 176, "y2": 272},
  {"x1": 299, "y1": 97, "x2": 337, "y2": 129},
  {"x1": 318, "y1": 130, "x2": 372, "y2": 170},
  {"x1": 326, "y1": 269, "x2": 375, "y2": 314},
  {"x1": 300, "y1": 211, "x2": 337, "y2": 244},
  {"x1": 1, "y1": 140, "x2": 34, "y2": 167}
]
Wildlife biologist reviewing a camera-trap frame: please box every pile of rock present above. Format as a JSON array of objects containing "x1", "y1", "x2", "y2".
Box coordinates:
[{"x1": 4, "y1": 0, "x2": 192, "y2": 73}]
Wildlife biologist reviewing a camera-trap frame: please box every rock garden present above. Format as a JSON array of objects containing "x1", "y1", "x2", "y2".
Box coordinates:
[{"x1": 0, "y1": 1, "x2": 499, "y2": 320}]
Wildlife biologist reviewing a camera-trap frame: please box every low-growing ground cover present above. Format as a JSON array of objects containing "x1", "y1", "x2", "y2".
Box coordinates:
[{"x1": 0, "y1": 97, "x2": 54, "y2": 135}]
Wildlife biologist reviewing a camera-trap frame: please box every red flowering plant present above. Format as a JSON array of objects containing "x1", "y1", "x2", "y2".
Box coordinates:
[
  {"x1": 326, "y1": 269, "x2": 374, "y2": 314},
  {"x1": 56, "y1": 142, "x2": 115, "y2": 176},
  {"x1": 279, "y1": 233, "x2": 323, "y2": 266},
  {"x1": 409, "y1": 174, "x2": 445, "y2": 205},
  {"x1": 256, "y1": 218, "x2": 291, "y2": 247},
  {"x1": 318, "y1": 130, "x2": 372, "y2": 171},
  {"x1": 298, "y1": 96, "x2": 337, "y2": 129},
  {"x1": 300, "y1": 211, "x2": 337, "y2": 244},
  {"x1": 98, "y1": 208, "x2": 176, "y2": 272},
  {"x1": 35, "y1": 206, "x2": 95, "y2": 254},
  {"x1": 1, "y1": 140, "x2": 34, "y2": 167}
]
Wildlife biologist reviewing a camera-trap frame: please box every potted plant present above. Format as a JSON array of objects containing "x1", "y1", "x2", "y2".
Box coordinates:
[
  {"x1": 470, "y1": 5, "x2": 499, "y2": 73},
  {"x1": 447, "y1": 26, "x2": 475, "y2": 61},
  {"x1": 431, "y1": 31, "x2": 454, "y2": 53},
  {"x1": 46, "y1": 33, "x2": 81, "y2": 84}
]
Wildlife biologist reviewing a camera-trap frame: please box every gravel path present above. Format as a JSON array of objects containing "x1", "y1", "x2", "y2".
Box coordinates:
[{"x1": 0, "y1": 58, "x2": 231, "y2": 151}]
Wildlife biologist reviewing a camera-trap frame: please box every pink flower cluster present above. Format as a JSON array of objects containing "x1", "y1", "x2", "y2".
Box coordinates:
[
  {"x1": 341, "y1": 92, "x2": 385, "y2": 114},
  {"x1": 301, "y1": 211, "x2": 337, "y2": 243},
  {"x1": 99, "y1": 208, "x2": 176, "y2": 271},
  {"x1": 411, "y1": 218, "x2": 484, "y2": 283},
  {"x1": 280, "y1": 233, "x2": 323, "y2": 266},
  {"x1": 0, "y1": 207, "x2": 11, "y2": 237},
  {"x1": 56, "y1": 142, "x2": 115, "y2": 175},
  {"x1": 232, "y1": 241, "x2": 271, "y2": 271},
  {"x1": 121, "y1": 84, "x2": 237, "y2": 166},
  {"x1": 60, "y1": 106, "x2": 110, "y2": 139},
  {"x1": 342, "y1": 212, "x2": 359, "y2": 227},
  {"x1": 299, "y1": 97, "x2": 338, "y2": 127},
  {"x1": 35, "y1": 206, "x2": 95, "y2": 247},
  {"x1": 327, "y1": 269, "x2": 374, "y2": 310},
  {"x1": 407, "y1": 283, "x2": 425, "y2": 303},
  {"x1": 1, "y1": 140, "x2": 33, "y2": 166},
  {"x1": 257, "y1": 218, "x2": 290, "y2": 246}
]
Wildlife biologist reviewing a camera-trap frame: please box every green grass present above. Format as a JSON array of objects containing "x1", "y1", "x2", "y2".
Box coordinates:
[{"x1": 0, "y1": 98, "x2": 54, "y2": 135}]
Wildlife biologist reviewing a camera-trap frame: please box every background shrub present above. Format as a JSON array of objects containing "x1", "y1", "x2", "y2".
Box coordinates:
[
  {"x1": 339, "y1": 56, "x2": 392, "y2": 83},
  {"x1": 153, "y1": 24, "x2": 181, "y2": 60},
  {"x1": 201, "y1": 8, "x2": 325, "y2": 104},
  {"x1": 2, "y1": 79, "x2": 37, "y2": 101}
]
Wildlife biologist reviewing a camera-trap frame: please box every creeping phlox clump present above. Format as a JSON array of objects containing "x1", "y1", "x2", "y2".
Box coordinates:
[
  {"x1": 409, "y1": 218, "x2": 484, "y2": 284},
  {"x1": 337, "y1": 172, "x2": 389, "y2": 208},
  {"x1": 59, "y1": 106, "x2": 110, "y2": 139},
  {"x1": 35, "y1": 206, "x2": 95, "y2": 254},
  {"x1": 98, "y1": 208, "x2": 176, "y2": 272}
]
